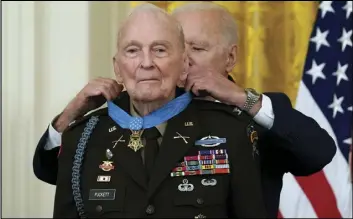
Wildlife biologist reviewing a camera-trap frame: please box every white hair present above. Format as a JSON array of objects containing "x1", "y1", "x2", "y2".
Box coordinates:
[
  {"x1": 171, "y1": 2, "x2": 238, "y2": 46},
  {"x1": 117, "y1": 3, "x2": 185, "y2": 50},
  {"x1": 127, "y1": 2, "x2": 167, "y2": 16}
]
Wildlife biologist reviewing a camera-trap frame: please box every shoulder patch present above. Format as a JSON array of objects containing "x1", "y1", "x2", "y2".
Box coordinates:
[
  {"x1": 65, "y1": 107, "x2": 108, "y2": 132},
  {"x1": 246, "y1": 121, "x2": 260, "y2": 158}
]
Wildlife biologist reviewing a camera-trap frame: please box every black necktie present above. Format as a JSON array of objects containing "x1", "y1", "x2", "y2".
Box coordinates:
[{"x1": 143, "y1": 127, "x2": 161, "y2": 179}]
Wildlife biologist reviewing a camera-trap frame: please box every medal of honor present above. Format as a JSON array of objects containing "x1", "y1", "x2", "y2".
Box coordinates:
[
  {"x1": 108, "y1": 91, "x2": 192, "y2": 152},
  {"x1": 128, "y1": 130, "x2": 144, "y2": 152}
]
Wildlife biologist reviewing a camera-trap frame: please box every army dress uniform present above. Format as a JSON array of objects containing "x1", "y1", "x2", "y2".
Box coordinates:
[{"x1": 53, "y1": 91, "x2": 268, "y2": 218}]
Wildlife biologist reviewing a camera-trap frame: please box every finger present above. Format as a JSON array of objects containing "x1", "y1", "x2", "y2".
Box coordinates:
[
  {"x1": 110, "y1": 80, "x2": 124, "y2": 96},
  {"x1": 96, "y1": 85, "x2": 114, "y2": 100},
  {"x1": 191, "y1": 83, "x2": 199, "y2": 96},
  {"x1": 184, "y1": 76, "x2": 195, "y2": 92},
  {"x1": 99, "y1": 78, "x2": 123, "y2": 98},
  {"x1": 92, "y1": 79, "x2": 117, "y2": 100}
]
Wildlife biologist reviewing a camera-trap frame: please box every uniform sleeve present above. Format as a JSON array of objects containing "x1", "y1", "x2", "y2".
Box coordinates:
[
  {"x1": 262, "y1": 92, "x2": 337, "y2": 176},
  {"x1": 33, "y1": 127, "x2": 59, "y2": 185},
  {"x1": 44, "y1": 122, "x2": 62, "y2": 150}
]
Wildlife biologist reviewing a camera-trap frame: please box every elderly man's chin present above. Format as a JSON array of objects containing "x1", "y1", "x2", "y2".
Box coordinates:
[{"x1": 132, "y1": 82, "x2": 170, "y2": 102}]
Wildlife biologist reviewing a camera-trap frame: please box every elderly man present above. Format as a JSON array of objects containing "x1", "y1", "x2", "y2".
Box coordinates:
[
  {"x1": 34, "y1": 2, "x2": 336, "y2": 218},
  {"x1": 170, "y1": 2, "x2": 335, "y2": 217},
  {"x1": 52, "y1": 4, "x2": 267, "y2": 218}
]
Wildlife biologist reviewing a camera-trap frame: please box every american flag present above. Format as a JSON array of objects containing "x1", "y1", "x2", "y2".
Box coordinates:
[{"x1": 279, "y1": 1, "x2": 352, "y2": 218}]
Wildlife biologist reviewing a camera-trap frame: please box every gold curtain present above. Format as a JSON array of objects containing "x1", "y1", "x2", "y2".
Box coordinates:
[{"x1": 130, "y1": 1, "x2": 319, "y2": 104}]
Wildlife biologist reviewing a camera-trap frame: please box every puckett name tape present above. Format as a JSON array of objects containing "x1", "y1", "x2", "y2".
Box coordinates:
[{"x1": 89, "y1": 189, "x2": 116, "y2": 200}]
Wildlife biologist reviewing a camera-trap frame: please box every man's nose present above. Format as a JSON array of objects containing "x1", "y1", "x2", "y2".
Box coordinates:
[
  {"x1": 141, "y1": 51, "x2": 154, "y2": 69},
  {"x1": 185, "y1": 45, "x2": 194, "y2": 67}
]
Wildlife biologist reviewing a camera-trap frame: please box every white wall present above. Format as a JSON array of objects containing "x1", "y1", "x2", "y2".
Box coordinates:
[{"x1": 1, "y1": 1, "x2": 130, "y2": 217}]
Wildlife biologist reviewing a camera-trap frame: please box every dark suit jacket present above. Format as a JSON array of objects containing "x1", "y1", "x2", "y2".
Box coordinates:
[{"x1": 33, "y1": 92, "x2": 337, "y2": 218}]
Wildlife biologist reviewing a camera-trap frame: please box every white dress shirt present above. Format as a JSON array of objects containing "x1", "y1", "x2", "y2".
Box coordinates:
[{"x1": 44, "y1": 94, "x2": 275, "y2": 150}]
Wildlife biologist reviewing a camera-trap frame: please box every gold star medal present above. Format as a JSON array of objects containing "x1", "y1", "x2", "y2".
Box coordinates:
[
  {"x1": 127, "y1": 117, "x2": 144, "y2": 152},
  {"x1": 128, "y1": 130, "x2": 144, "y2": 152}
]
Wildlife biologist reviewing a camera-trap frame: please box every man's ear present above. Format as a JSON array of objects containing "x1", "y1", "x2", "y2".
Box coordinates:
[
  {"x1": 225, "y1": 44, "x2": 237, "y2": 73},
  {"x1": 113, "y1": 56, "x2": 123, "y2": 84},
  {"x1": 178, "y1": 52, "x2": 189, "y2": 86}
]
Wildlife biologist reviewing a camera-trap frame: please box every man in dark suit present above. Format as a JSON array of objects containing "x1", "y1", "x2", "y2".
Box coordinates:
[
  {"x1": 33, "y1": 2, "x2": 337, "y2": 218},
  {"x1": 52, "y1": 4, "x2": 267, "y2": 218}
]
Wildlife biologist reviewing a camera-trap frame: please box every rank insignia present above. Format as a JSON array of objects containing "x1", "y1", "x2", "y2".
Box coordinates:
[{"x1": 194, "y1": 135, "x2": 226, "y2": 147}]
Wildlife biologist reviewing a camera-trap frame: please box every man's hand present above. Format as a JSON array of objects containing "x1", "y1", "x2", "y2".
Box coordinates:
[
  {"x1": 184, "y1": 67, "x2": 261, "y2": 116},
  {"x1": 54, "y1": 77, "x2": 123, "y2": 132}
]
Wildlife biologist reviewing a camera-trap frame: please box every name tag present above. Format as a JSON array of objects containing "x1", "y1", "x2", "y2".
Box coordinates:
[{"x1": 89, "y1": 189, "x2": 116, "y2": 200}]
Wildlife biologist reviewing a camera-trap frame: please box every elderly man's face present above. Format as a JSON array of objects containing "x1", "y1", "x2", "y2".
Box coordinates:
[
  {"x1": 115, "y1": 12, "x2": 187, "y2": 102},
  {"x1": 174, "y1": 10, "x2": 236, "y2": 76}
]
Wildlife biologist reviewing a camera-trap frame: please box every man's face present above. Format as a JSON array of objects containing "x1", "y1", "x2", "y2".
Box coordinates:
[
  {"x1": 115, "y1": 12, "x2": 186, "y2": 102},
  {"x1": 174, "y1": 10, "x2": 236, "y2": 77}
]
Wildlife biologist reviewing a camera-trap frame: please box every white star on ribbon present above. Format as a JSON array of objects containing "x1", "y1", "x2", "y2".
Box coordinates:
[
  {"x1": 306, "y1": 60, "x2": 326, "y2": 84},
  {"x1": 319, "y1": 1, "x2": 335, "y2": 18},
  {"x1": 337, "y1": 28, "x2": 352, "y2": 52},
  {"x1": 328, "y1": 94, "x2": 345, "y2": 118},
  {"x1": 348, "y1": 106, "x2": 353, "y2": 111},
  {"x1": 343, "y1": 137, "x2": 352, "y2": 145},
  {"x1": 310, "y1": 28, "x2": 330, "y2": 52},
  {"x1": 332, "y1": 62, "x2": 349, "y2": 86},
  {"x1": 342, "y1": 1, "x2": 352, "y2": 19}
]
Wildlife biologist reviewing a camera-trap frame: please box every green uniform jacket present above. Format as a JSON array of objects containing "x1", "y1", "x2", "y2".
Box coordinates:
[{"x1": 53, "y1": 91, "x2": 267, "y2": 218}]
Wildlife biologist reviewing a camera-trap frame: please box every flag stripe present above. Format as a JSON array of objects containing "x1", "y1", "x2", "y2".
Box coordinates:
[
  {"x1": 294, "y1": 81, "x2": 352, "y2": 218},
  {"x1": 280, "y1": 172, "x2": 317, "y2": 218},
  {"x1": 277, "y1": 210, "x2": 283, "y2": 218},
  {"x1": 296, "y1": 172, "x2": 341, "y2": 218}
]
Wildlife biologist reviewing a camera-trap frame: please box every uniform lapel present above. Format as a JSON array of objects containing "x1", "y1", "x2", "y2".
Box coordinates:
[
  {"x1": 109, "y1": 93, "x2": 148, "y2": 190},
  {"x1": 148, "y1": 102, "x2": 200, "y2": 199}
]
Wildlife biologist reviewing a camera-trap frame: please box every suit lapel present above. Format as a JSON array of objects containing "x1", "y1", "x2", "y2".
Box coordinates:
[
  {"x1": 148, "y1": 102, "x2": 200, "y2": 199},
  {"x1": 109, "y1": 92, "x2": 148, "y2": 190}
]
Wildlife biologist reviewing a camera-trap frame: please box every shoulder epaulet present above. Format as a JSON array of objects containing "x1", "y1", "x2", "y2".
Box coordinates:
[
  {"x1": 65, "y1": 107, "x2": 108, "y2": 132},
  {"x1": 192, "y1": 99, "x2": 253, "y2": 122}
]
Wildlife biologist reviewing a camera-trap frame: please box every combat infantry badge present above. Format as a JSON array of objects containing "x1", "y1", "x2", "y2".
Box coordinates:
[{"x1": 128, "y1": 130, "x2": 144, "y2": 152}]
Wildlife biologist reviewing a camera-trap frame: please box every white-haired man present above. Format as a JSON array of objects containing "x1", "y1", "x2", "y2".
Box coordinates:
[
  {"x1": 51, "y1": 4, "x2": 268, "y2": 218},
  {"x1": 170, "y1": 2, "x2": 336, "y2": 218}
]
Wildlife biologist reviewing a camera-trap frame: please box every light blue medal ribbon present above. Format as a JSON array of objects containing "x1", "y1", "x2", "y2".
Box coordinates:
[{"x1": 107, "y1": 92, "x2": 193, "y2": 151}]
